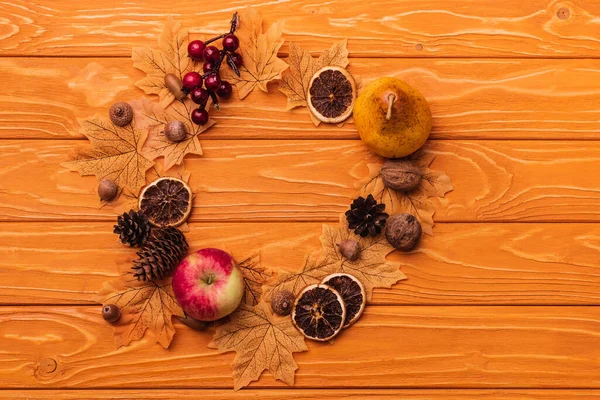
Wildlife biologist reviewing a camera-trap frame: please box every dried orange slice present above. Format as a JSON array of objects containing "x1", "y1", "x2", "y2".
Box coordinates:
[
  {"x1": 321, "y1": 273, "x2": 366, "y2": 328},
  {"x1": 291, "y1": 284, "x2": 346, "y2": 341},
  {"x1": 307, "y1": 66, "x2": 356, "y2": 124},
  {"x1": 139, "y1": 177, "x2": 192, "y2": 227}
]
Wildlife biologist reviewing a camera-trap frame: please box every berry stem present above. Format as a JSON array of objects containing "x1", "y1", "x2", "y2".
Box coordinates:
[
  {"x1": 204, "y1": 33, "x2": 227, "y2": 45},
  {"x1": 229, "y1": 12, "x2": 239, "y2": 33},
  {"x1": 386, "y1": 93, "x2": 397, "y2": 121}
]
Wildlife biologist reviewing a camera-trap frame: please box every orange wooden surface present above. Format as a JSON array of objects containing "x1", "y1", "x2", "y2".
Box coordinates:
[{"x1": 1, "y1": 1, "x2": 599, "y2": 399}]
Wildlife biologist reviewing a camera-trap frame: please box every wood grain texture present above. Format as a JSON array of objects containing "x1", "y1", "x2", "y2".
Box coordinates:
[
  {"x1": 5, "y1": 389, "x2": 600, "y2": 399},
  {"x1": 2, "y1": 222, "x2": 599, "y2": 306},
  {"x1": 0, "y1": 1, "x2": 599, "y2": 58},
  {"x1": 0, "y1": 139, "x2": 598, "y2": 222},
  {"x1": 2, "y1": 306, "x2": 600, "y2": 388},
  {"x1": 2, "y1": 57, "x2": 600, "y2": 140}
]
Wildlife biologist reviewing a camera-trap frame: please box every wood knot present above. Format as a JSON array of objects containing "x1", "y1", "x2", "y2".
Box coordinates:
[
  {"x1": 415, "y1": 43, "x2": 424, "y2": 51},
  {"x1": 38, "y1": 358, "x2": 57, "y2": 374},
  {"x1": 557, "y1": 7, "x2": 570, "y2": 20}
]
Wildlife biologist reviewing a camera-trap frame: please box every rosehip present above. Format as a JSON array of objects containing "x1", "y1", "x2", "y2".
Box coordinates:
[
  {"x1": 203, "y1": 61, "x2": 215, "y2": 74},
  {"x1": 229, "y1": 52, "x2": 243, "y2": 68},
  {"x1": 182, "y1": 71, "x2": 202, "y2": 90},
  {"x1": 222, "y1": 34, "x2": 239, "y2": 52},
  {"x1": 187, "y1": 40, "x2": 206, "y2": 59},
  {"x1": 217, "y1": 81, "x2": 232, "y2": 99},
  {"x1": 203, "y1": 46, "x2": 220, "y2": 63},
  {"x1": 204, "y1": 74, "x2": 221, "y2": 91},
  {"x1": 191, "y1": 87, "x2": 210, "y2": 106},
  {"x1": 191, "y1": 108, "x2": 209, "y2": 126}
]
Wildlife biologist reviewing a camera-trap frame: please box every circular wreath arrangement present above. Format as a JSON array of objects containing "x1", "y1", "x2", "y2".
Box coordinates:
[{"x1": 62, "y1": 8, "x2": 452, "y2": 390}]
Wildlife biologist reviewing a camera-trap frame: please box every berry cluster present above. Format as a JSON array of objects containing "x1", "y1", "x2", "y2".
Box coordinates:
[{"x1": 182, "y1": 13, "x2": 243, "y2": 126}]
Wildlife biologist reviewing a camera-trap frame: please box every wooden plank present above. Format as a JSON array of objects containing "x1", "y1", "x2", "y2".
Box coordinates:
[
  {"x1": 4, "y1": 389, "x2": 600, "y2": 399},
  {"x1": 1, "y1": 1, "x2": 599, "y2": 58},
  {"x1": 2, "y1": 222, "x2": 600, "y2": 306},
  {"x1": 2, "y1": 57, "x2": 600, "y2": 140},
  {"x1": 0, "y1": 139, "x2": 599, "y2": 222},
  {"x1": 2, "y1": 306, "x2": 600, "y2": 388}
]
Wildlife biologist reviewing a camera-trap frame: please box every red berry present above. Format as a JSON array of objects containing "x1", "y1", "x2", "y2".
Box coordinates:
[
  {"x1": 203, "y1": 46, "x2": 220, "y2": 63},
  {"x1": 205, "y1": 74, "x2": 221, "y2": 91},
  {"x1": 203, "y1": 61, "x2": 215, "y2": 74},
  {"x1": 229, "y1": 52, "x2": 243, "y2": 68},
  {"x1": 191, "y1": 108, "x2": 209, "y2": 126},
  {"x1": 223, "y1": 34, "x2": 239, "y2": 52},
  {"x1": 217, "y1": 81, "x2": 232, "y2": 99},
  {"x1": 182, "y1": 72, "x2": 202, "y2": 90},
  {"x1": 191, "y1": 87, "x2": 209, "y2": 106},
  {"x1": 187, "y1": 40, "x2": 206, "y2": 59}
]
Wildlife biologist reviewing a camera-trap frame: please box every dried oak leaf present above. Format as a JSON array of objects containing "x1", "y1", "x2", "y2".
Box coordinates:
[
  {"x1": 132, "y1": 17, "x2": 197, "y2": 108},
  {"x1": 239, "y1": 252, "x2": 272, "y2": 306},
  {"x1": 356, "y1": 149, "x2": 453, "y2": 235},
  {"x1": 318, "y1": 218, "x2": 406, "y2": 301},
  {"x1": 61, "y1": 115, "x2": 154, "y2": 195},
  {"x1": 262, "y1": 252, "x2": 332, "y2": 302},
  {"x1": 279, "y1": 40, "x2": 349, "y2": 111},
  {"x1": 142, "y1": 98, "x2": 214, "y2": 170},
  {"x1": 96, "y1": 276, "x2": 184, "y2": 348},
  {"x1": 209, "y1": 302, "x2": 308, "y2": 390},
  {"x1": 221, "y1": 7, "x2": 288, "y2": 99}
]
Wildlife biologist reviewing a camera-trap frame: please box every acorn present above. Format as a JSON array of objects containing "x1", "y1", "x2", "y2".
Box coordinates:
[
  {"x1": 165, "y1": 73, "x2": 186, "y2": 100},
  {"x1": 109, "y1": 102, "x2": 133, "y2": 126},
  {"x1": 102, "y1": 304, "x2": 121, "y2": 323},
  {"x1": 164, "y1": 121, "x2": 188, "y2": 143},
  {"x1": 385, "y1": 213, "x2": 422, "y2": 251},
  {"x1": 271, "y1": 290, "x2": 295, "y2": 316},
  {"x1": 337, "y1": 239, "x2": 360, "y2": 261},
  {"x1": 97, "y1": 179, "x2": 118, "y2": 202}
]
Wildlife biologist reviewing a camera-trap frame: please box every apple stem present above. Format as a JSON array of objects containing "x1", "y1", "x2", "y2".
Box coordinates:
[
  {"x1": 206, "y1": 274, "x2": 215, "y2": 285},
  {"x1": 386, "y1": 93, "x2": 396, "y2": 121}
]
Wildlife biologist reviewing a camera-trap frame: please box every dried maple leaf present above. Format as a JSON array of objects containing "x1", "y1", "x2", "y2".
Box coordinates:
[
  {"x1": 209, "y1": 302, "x2": 308, "y2": 390},
  {"x1": 221, "y1": 7, "x2": 288, "y2": 99},
  {"x1": 61, "y1": 115, "x2": 154, "y2": 195},
  {"x1": 132, "y1": 18, "x2": 198, "y2": 108},
  {"x1": 279, "y1": 40, "x2": 349, "y2": 111},
  {"x1": 238, "y1": 252, "x2": 272, "y2": 306},
  {"x1": 356, "y1": 150, "x2": 453, "y2": 235},
  {"x1": 96, "y1": 276, "x2": 184, "y2": 348},
  {"x1": 318, "y1": 219, "x2": 406, "y2": 301},
  {"x1": 262, "y1": 252, "x2": 331, "y2": 302},
  {"x1": 142, "y1": 98, "x2": 214, "y2": 170}
]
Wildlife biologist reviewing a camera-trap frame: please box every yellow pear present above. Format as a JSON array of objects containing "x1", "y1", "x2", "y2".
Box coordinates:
[{"x1": 353, "y1": 77, "x2": 432, "y2": 158}]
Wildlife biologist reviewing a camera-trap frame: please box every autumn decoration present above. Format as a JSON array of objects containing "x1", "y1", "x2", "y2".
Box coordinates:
[{"x1": 60, "y1": 6, "x2": 454, "y2": 392}]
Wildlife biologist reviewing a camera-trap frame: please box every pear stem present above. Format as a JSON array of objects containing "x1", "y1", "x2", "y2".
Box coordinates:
[{"x1": 386, "y1": 93, "x2": 397, "y2": 121}]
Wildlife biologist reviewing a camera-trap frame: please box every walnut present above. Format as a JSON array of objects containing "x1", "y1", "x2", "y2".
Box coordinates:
[
  {"x1": 109, "y1": 102, "x2": 133, "y2": 126},
  {"x1": 380, "y1": 159, "x2": 422, "y2": 191},
  {"x1": 385, "y1": 213, "x2": 422, "y2": 251}
]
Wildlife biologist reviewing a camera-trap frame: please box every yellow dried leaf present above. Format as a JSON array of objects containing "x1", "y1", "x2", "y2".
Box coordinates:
[
  {"x1": 142, "y1": 98, "x2": 214, "y2": 170},
  {"x1": 355, "y1": 149, "x2": 454, "y2": 235},
  {"x1": 96, "y1": 276, "x2": 184, "y2": 348},
  {"x1": 279, "y1": 40, "x2": 349, "y2": 111},
  {"x1": 238, "y1": 252, "x2": 272, "y2": 306},
  {"x1": 132, "y1": 18, "x2": 198, "y2": 108},
  {"x1": 61, "y1": 115, "x2": 154, "y2": 195},
  {"x1": 318, "y1": 219, "x2": 406, "y2": 301},
  {"x1": 209, "y1": 302, "x2": 308, "y2": 390},
  {"x1": 262, "y1": 252, "x2": 331, "y2": 302},
  {"x1": 221, "y1": 7, "x2": 288, "y2": 99}
]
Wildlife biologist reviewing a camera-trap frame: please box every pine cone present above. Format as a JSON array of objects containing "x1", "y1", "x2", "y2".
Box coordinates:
[
  {"x1": 132, "y1": 227, "x2": 188, "y2": 281},
  {"x1": 114, "y1": 210, "x2": 151, "y2": 247},
  {"x1": 345, "y1": 194, "x2": 389, "y2": 237}
]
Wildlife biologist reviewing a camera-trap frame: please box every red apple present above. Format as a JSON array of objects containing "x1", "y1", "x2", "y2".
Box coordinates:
[{"x1": 172, "y1": 248, "x2": 244, "y2": 321}]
